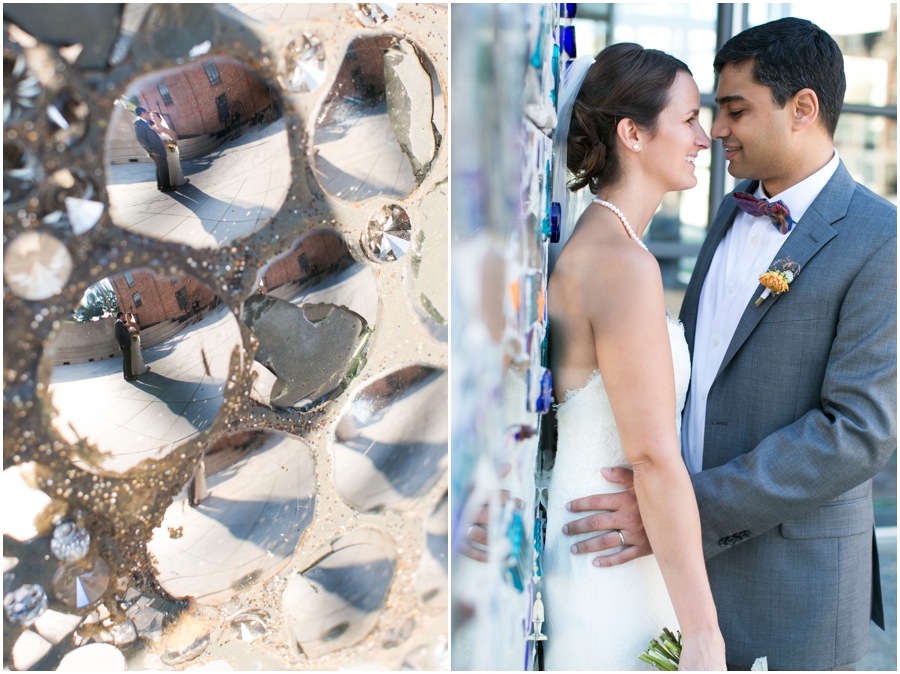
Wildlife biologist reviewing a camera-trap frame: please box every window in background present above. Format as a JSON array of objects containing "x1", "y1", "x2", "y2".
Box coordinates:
[
  {"x1": 203, "y1": 60, "x2": 221, "y2": 86},
  {"x1": 158, "y1": 82, "x2": 173, "y2": 106}
]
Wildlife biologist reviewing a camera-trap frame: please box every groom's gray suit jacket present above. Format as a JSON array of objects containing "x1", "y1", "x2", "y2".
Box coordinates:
[{"x1": 679, "y1": 161, "x2": 896, "y2": 670}]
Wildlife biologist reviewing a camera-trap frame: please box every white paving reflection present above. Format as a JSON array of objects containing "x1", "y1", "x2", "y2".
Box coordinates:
[
  {"x1": 107, "y1": 120, "x2": 290, "y2": 248},
  {"x1": 149, "y1": 431, "x2": 316, "y2": 605},
  {"x1": 49, "y1": 306, "x2": 241, "y2": 473}
]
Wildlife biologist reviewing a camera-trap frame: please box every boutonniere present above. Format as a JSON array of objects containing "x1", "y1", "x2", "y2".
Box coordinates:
[{"x1": 755, "y1": 257, "x2": 801, "y2": 307}]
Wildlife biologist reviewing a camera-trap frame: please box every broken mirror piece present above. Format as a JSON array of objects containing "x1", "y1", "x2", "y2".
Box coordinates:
[
  {"x1": 32, "y1": 608, "x2": 84, "y2": 644},
  {"x1": 332, "y1": 365, "x2": 448, "y2": 512},
  {"x1": 45, "y1": 268, "x2": 242, "y2": 473},
  {"x1": 415, "y1": 492, "x2": 448, "y2": 608},
  {"x1": 2, "y1": 463, "x2": 53, "y2": 542},
  {"x1": 255, "y1": 229, "x2": 378, "y2": 327},
  {"x1": 11, "y1": 630, "x2": 53, "y2": 671},
  {"x1": 363, "y1": 203, "x2": 412, "y2": 262},
  {"x1": 244, "y1": 249, "x2": 373, "y2": 409},
  {"x1": 283, "y1": 527, "x2": 396, "y2": 658},
  {"x1": 51, "y1": 556, "x2": 110, "y2": 609},
  {"x1": 384, "y1": 38, "x2": 437, "y2": 182},
  {"x1": 56, "y1": 643, "x2": 126, "y2": 671},
  {"x1": 314, "y1": 34, "x2": 442, "y2": 202},
  {"x1": 104, "y1": 57, "x2": 290, "y2": 248},
  {"x1": 405, "y1": 184, "x2": 448, "y2": 340},
  {"x1": 148, "y1": 430, "x2": 316, "y2": 605}
]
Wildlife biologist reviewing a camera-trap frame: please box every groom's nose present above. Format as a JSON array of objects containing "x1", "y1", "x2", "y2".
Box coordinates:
[{"x1": 710, "y1": 110, "x2": 728, "y2": 140}]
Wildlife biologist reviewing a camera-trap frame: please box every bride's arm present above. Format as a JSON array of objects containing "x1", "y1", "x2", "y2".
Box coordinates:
[{"x1": 587, "y1": 248, "x2": 725, "y2": 669}]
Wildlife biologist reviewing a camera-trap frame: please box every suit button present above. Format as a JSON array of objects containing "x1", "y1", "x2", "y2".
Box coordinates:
[
  {"x1": 740, "y1": 530, "x2": 751, "y2": 538},
  {"x1": 718, "y1": 537, "x2": 729, "y2": 546}
]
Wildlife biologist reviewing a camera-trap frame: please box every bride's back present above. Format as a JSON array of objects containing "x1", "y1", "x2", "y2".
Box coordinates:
[{"x1": 548, "y1": 205, "x2": 664, "y2": 401}]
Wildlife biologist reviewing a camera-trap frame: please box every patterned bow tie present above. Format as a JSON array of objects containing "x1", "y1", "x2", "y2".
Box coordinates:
[{"x1": 733, "y1": 192, "x2": 795, "y2": 234}]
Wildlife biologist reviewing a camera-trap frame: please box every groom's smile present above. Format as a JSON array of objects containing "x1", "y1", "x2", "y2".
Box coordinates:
[{"x1": 711, "y1": 62, "x2": 798, "y2": 195}]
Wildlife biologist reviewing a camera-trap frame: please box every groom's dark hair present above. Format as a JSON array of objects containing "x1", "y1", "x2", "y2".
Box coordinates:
[
  {"x1": 134, "y1": 106, "x2": 147, "y2": 116},
  {"x1": 714, "y1": 17, "x2": 845, "y2": 138}
]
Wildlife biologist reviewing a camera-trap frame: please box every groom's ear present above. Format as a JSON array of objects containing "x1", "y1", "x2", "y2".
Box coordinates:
[{"x1": 790, "y1": 88, "x2": 820, "y2": 134}]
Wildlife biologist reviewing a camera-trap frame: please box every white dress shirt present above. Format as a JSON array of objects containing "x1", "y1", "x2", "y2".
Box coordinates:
[{"x1": 682, "y1": 150, "x2": 840, "y2": 474}]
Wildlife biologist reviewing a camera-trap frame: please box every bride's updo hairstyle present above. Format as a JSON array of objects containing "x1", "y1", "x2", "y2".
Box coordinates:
[{"x1": 568, "y1": 43, "x2": 691, "y2": 194}]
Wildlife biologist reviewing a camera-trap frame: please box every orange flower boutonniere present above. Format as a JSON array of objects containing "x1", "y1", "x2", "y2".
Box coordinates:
[{"x1": 755, "y1": 258, "x2": 801, "y2": 307}]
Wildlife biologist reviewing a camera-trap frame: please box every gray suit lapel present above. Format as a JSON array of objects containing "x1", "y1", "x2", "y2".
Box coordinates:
[{"x1": 714, "y1": 163, "x2": 854, "y2": 380}]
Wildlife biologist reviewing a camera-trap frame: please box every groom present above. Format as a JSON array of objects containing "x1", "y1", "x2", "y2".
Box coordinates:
[
  {"x1": 133, "y1": 106, "x2": 174, "y2": 192},
  {"x1": 563, "y1": 18, "x2": 896, "y2": 671}
]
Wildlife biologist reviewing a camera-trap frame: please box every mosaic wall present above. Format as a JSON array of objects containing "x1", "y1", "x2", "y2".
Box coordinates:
[
  {"x1": 3, "y1": 3, "x2": 447, "y2": 670},
  {"x1": 450, "y1": 4, "x2": 561, "y2": 670}
]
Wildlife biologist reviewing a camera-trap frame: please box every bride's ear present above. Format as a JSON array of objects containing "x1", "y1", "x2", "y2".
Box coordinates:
[{"x1": 616, "y1": 118, "x2": 641, "y2": 152}]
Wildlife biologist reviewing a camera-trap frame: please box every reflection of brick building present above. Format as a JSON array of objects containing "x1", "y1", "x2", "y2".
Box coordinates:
[
  {"x1": 110, "y1": 269, "x2": 216, "y2": 328},
  {"x1": 319, "y1": 36, "x2": 392, "y2": 126},
  {"x1": 257, "y1": 230, "x2": 354, "y2": 294},
  {"x1": 132, "y1": 57, "x2": 279, "y2": 138}
]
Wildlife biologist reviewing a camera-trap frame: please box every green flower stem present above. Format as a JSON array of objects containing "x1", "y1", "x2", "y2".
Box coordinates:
[
  {"x1": 639, "y1": 652, "x2": 678, "y2": 671},
  {"x1": 640, "y1": 628, "x2": 683, "y2": 671}
]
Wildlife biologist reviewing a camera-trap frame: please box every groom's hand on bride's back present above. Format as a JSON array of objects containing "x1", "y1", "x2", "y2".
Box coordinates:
[{"x1": 563, "y1": 467, "x2": 652, "y2": 566}]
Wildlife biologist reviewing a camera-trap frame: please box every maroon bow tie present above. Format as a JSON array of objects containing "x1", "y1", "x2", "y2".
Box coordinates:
[{"x1": 733, "y1": 192, "x2": 795, "y2": 234}]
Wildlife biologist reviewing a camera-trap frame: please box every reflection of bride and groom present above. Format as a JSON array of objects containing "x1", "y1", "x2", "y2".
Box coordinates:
[
  {"x1": 133, "y1": 106, "x2": 188, "y2": 192},
  {"x1": 468, "y1": 18, "x2": 895, "y2": 671},
  {"x1": 115, "y1": 311, "x2": 149, "y2": 381}
]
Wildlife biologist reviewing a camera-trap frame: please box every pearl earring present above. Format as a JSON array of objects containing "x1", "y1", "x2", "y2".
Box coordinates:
[{"x1": 633, "y1": 144, "x2": 639, "y2": 150}]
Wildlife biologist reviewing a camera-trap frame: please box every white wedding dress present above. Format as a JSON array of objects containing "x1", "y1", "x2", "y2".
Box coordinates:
[{"x1": 542, "y1": 315, "x2": 691, "y2": 670}]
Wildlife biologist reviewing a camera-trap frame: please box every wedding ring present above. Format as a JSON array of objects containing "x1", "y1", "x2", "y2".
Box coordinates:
[{"x1": 616, "y1": 530, "x2": 626, "y2": 547}]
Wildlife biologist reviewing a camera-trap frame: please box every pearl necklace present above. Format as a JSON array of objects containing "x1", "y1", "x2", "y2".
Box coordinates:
[{"x1": 592, "y1": 198, "x2": 649, "y2": 252}]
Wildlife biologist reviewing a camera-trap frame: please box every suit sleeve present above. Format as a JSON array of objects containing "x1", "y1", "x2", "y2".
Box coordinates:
[{"x1": 690, "y1": 236, "x2": 897, "y2": 559}]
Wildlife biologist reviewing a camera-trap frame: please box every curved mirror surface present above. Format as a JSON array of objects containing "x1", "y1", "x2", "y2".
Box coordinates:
[
  {"x1": 314, "y1": 35, "x2": 443, "y2": 202},
  {"x1": 46, "y1": 268, "x2": 241, "y2": 473},
  {"x1": 104, "y1": 57, "x2": 290, "y2": 248}
]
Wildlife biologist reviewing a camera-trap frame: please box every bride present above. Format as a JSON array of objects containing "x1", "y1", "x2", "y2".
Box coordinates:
[
  {"x1": 150, "y1": 112, "x2": 187, "y2": 187},
  {"x1": 542, "y1": 44, "x2": 725, "y2": 670},
  {"x1": 126, "y1": 313, "x2": 148, "y2": 377}
]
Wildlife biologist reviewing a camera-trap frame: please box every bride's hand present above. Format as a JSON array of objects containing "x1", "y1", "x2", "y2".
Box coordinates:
[
  {"x1": 563, "y1": 467, "x2": 652, "y2": 566},
  {"x1": 678, "y1": 630, "x2": 727, "y2": 671}
]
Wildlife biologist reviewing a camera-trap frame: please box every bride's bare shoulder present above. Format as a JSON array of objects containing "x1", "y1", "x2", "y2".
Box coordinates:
[{"x1": 551, "y1": 233, "x2": 661, "y2": 310}]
